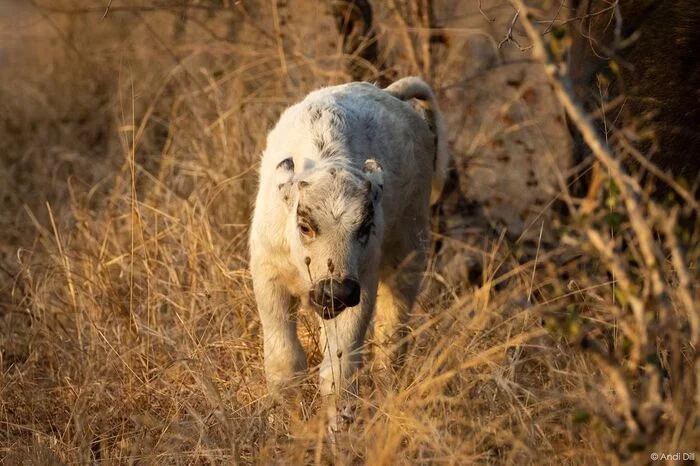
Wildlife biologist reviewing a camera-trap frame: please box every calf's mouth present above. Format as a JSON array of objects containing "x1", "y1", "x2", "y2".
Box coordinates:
[
  {"x1": 308, "y1": 277, "x2": 361, "y2": 320},
  {"x1": 309, "y1": 298, "x2": 348, "y2": 320}
]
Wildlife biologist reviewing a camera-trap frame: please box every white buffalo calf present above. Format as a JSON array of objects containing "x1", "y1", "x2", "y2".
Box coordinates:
[{"x1": 249, "y1": 77, "x2": 449, "y2": 430}]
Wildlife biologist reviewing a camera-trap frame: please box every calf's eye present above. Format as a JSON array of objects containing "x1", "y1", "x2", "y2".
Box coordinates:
[{"x1": 298, "y1": 223, "x2": 315, "y2": 239}]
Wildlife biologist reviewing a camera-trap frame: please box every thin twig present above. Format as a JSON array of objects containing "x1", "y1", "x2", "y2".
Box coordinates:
[
  {"x1": 270, "y1": 0, "x2": 288, "y2": 76},
  {"x1": 386, "y1": 0, "x2": 422, "y2": 73},
  {"x1": 586, "y1": 229, "x2": 647, "y2": 365},
  {"x1": 542, "y1": 0, "x2": 565, "y2": 35},
  {"x1": 32, "y1": 2, "x2": 276, "y2": 44},
  {"x1": 535, "y1": 4, "x2": 618, "y2": 30},
  {"x1": 28, "y1": 0, "x2": 87, "y2": 61},
  {"x1": 499, "y1": 9, "x2": 533, "y2": 51},
  {"x1": 652, "y1": 206, "x2": 699, "y2": 347},
  {"x1": 102, "y1": 0, "x2": 113, "y2": 20},
  {"x1": 478, "y1": 0, "x2": 495, "y2": 23},
  {"x1": 615, "y1": 134, "x2": 699, "y2": 212},
  {"x1": 527, "y1": 220, "x2": 544, "y2": 304}
]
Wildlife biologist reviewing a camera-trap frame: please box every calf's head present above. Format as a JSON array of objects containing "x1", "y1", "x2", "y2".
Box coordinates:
[{"x1": 277, "y1": 158, "x2": 384, "y2": 319}]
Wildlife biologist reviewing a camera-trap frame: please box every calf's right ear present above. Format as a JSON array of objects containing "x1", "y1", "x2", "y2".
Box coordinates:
[
  {"x1": 275, "y1": 157, "x2": 295, "y2": 209},
  {"x1": 363, "y1": 158, "x2": 384, "y2": 202}
]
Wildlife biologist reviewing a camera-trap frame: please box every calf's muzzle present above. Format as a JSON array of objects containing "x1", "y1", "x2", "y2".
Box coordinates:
[{"x1": 310, "y1": 278, "x2": 361, "y2": 319}]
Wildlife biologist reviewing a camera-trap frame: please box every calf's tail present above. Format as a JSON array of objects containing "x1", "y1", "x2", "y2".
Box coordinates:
[{"x1": 385, "y1": 77, "x2": 449, "y2": 205}]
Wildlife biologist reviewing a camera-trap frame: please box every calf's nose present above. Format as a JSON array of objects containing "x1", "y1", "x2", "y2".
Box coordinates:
[{"x1": 313, "y1": 278, "x2": 362, "y2": 311}]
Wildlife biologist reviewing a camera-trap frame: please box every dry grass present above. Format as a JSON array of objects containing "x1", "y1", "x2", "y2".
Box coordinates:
[{"x1": 1, "y1": 1, "x2": 697, "y2": 464}]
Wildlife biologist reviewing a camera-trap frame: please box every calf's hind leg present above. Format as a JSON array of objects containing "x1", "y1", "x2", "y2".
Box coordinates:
[{"x1": 373, "y1": 245, "x2": 428, "y2": 375}]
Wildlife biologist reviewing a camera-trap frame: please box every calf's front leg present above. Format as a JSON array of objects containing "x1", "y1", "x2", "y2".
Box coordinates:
[
  {"x1": 317, "y1": 283, "x2": 377, "y2": 432},
  {"x1": 251, "y1": 259, "x2": 307, "y2": 396}
]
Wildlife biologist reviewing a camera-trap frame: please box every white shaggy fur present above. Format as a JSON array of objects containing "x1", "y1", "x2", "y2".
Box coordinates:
[{"x1": 249, "y1": 77, "x2": 448, "y2": 430}]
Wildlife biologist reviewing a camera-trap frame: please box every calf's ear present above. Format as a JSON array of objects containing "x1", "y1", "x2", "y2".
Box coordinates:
[
  {"x1": 275, "y1": 157, "x2": 295, "y2": 209},
  {"x1": 363, "y1": 158, "x2": 384, "y2": 202}
]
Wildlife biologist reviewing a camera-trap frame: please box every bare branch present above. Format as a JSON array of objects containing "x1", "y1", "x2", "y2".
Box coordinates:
[
  {"x1": 478, "y1": 0, "x2": 495, "y2": 23},
  {"x1": 542, "y1": 0, "x2": 565, "y2": 35},
  {"x1": 507, "y1": 0, "x2": 668, "y2": 303},
  {"x1": 498, "y1": 9, "x2": 533, "y2": 51}
]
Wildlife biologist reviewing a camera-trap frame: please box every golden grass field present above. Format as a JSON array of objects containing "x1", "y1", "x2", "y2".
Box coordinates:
[{"x1": 0, "y1": 1, "x2": 697, "y2": 464}]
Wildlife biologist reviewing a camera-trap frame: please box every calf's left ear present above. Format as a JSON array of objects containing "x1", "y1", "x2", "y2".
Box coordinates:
[
  {"x1": 275, "y1": 157, "x2": 295, "y2": 209},
  {"x1": 363, "y1": 158, "x2": 384, "y2": 202}
]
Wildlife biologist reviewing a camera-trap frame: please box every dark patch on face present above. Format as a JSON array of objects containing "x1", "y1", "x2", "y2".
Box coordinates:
[
  {"x1": 363, "y1": 114, "x2": 376, "y2": 144},
  {"x1": 297, "y1": 205, "x2": 320, "y2": 234},
  {"x1": 309, "y1": 106, "x2": 323, "y2": 123},
  {"x1": 356, "y1": 198, "x2": 375, "y2": 246},
  {"x1": 326, "y1": 107, "x2": 346, "y2": 128},
  {"x1": 276, "y1": 157, "x2": 294, "y2": 171},
  {"x1": 278, "y1": 179, "x2": 290, "y2": 202},
  {"x1": 320, "y1": 146, "x2": 339, "y2": 159},
  {"x1": 308, "y1": 105, "x2": 350, "y2": 159}
]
